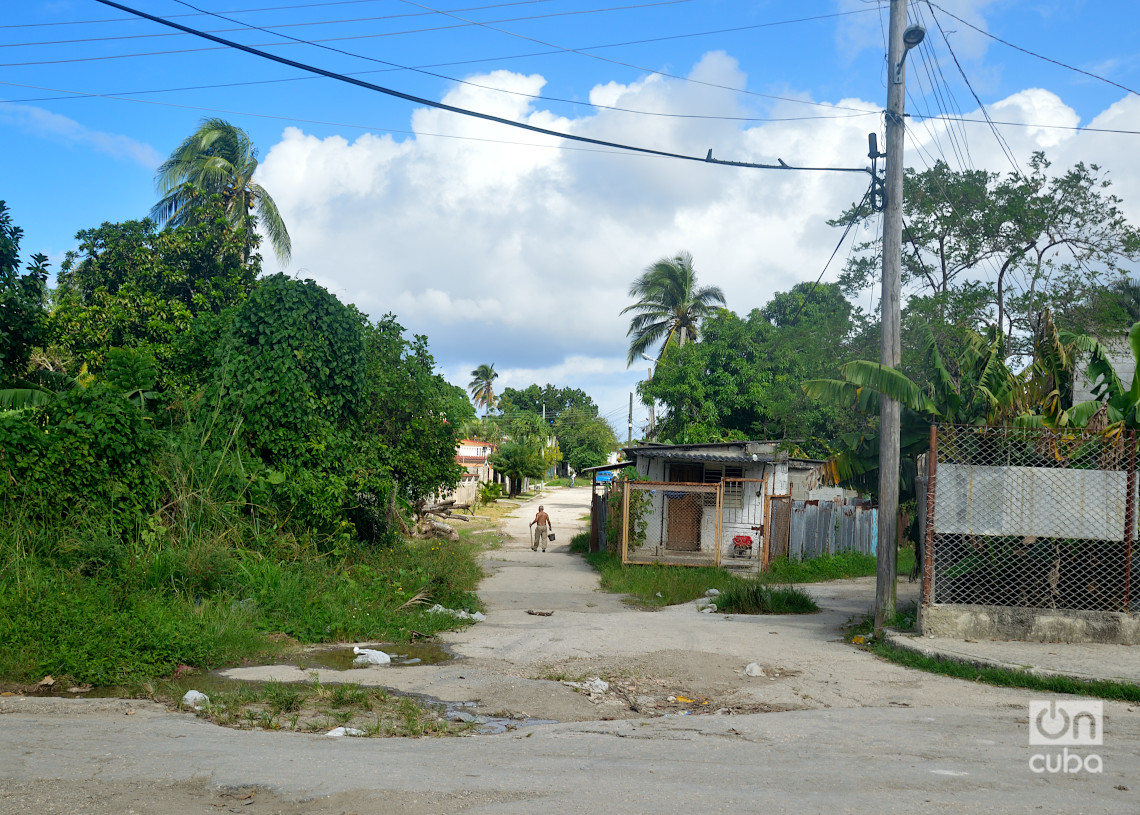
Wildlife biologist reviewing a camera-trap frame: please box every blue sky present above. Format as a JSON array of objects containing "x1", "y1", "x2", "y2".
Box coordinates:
[{"x1": 4, "y1": 0, "x2": 1140, "y2": 431}]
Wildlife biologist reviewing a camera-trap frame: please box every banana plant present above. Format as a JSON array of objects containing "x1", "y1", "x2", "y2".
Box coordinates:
[{"x1": 803, "y1": 324, "x2": 1023, "y2": 496}]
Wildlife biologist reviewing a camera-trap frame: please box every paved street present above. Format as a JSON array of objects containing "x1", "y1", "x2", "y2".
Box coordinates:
[{"x1": 2, "y1": 486, "x2": 1138, "y2": 814}]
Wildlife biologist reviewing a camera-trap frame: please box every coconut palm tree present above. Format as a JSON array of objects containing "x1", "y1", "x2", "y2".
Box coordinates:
[
  {"x1": 468, "y1": 363, "x2": 499, "y2": 413},
  {"x1": 151, "y1": 118, "x2": 291, "y2": 265},
  {"x1": 622, "y1": 251, "x2": 726, "y2": 365}
]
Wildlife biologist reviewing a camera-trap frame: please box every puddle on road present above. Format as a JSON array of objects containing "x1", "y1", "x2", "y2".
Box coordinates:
[
  {"x1": 12, "y1": 643, "x2": 552, "y2": 735},
  {"x1": 284, "y1": 642, "x2": 455, "y2": 671}
]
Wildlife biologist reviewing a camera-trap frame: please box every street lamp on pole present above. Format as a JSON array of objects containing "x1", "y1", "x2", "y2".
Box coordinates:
[{"x1": 640, "y1": 352, "x2": 659, "y2": 439}]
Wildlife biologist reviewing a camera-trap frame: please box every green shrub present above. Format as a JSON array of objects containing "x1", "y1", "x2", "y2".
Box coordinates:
[
  {"x1": 716, "y1": 582, "x2": 818, "y2": 614},
  {"x1": 0, "y1": 384, "x2": 161, "y2": 524},
  {"x1": 569, "y1": 531, "x2": 590, "y2": 553}
]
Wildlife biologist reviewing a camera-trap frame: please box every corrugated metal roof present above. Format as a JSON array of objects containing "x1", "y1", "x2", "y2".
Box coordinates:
[{"x1": 631, "y1": 450, "x2": 766, "y2": 463}]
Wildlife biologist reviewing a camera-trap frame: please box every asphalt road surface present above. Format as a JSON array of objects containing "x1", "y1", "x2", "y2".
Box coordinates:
[{"x1": 2, "y1": 487, "x2": 1138, "y2": 814}]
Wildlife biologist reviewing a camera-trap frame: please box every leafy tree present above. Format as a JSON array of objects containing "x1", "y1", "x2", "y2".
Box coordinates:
[
  {"x1": 553, "y1": 408, "x2": 617, "y2": 472},
  {"x1": 0, "y1": 201, "x2": 48, "y2": 383},
  {"x1": 152, "y1": 118, "x2": 291, "y2": 265},
  {"x1": 802, "y1": 324, "x2": 1023, "y2": 496},
  {"x1": 640, "y1": 284, "x2": 867, "y2": 453},
  {"x1": 489, "y1": 440, "x2": 544, "y2": 496},
  {"x1": 834, "y1": 154, "x2": 1140, "y2": 359},
  {"x1": 468, "y1": 363, "x2": 498, "y2": 414},
  {"x1": 622, "y1": 250, "x2": 726, "y2": 365},
  {"x1": 357, "y1": 315, "x2": 469, "y2": 509},
  {"x1": 214, "y1": 274, "x2": 364, "y2": 466},
  {"x1": 51, "y1": 201, "x2": 258, "y2": 394},
  {"x1": 497, "y1": 383, "x2": 596, "y2": 423}
]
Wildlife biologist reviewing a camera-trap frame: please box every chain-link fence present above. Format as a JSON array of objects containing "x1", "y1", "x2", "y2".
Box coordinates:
[
  {"x1": 621, "y1": 481, "x2": 722, "y2": 566},
  {"x1": 924, "y1": 425, "x2": 1137, "y2": 614}
]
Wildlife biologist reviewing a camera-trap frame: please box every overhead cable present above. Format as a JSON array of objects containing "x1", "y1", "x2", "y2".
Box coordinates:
[
  {"x1": 0, "y1": 0, "x2": 555, "y2": 29},
  {"x1": 926, "y1": 1, "x2": 1140, "y2": 98},
  {"x1": 1, "y1": 0, "x2": 695, "y2": 48},
  {"x1": 90, "y1": 0, "x2": 871, "y2": 175}
]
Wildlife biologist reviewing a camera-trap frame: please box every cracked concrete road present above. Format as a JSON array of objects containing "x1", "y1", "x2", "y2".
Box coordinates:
[{"x1": 3, "y1": 486, "x2": 1139, "y2": 813}]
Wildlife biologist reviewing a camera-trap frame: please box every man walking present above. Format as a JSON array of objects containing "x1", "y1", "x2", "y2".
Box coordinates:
[{"x1": 529, "y1": 505, "x2": 553, "y2": 552}]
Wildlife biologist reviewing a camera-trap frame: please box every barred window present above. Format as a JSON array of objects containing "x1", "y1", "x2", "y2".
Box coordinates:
[{"x1": 702, "y1": 465, "x2": 744, "y2": 508}]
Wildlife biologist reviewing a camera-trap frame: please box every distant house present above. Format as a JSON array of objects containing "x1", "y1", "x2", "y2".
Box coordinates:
[
  {"x1": 621, "y1": 440, "x2": 836, "y2": 500},
  {"x1": 608, "y1": 441, "x2": 868, "y2": 567},
  {"x1": 445, "y1": 439, "x2": 498, "y2": 506}
]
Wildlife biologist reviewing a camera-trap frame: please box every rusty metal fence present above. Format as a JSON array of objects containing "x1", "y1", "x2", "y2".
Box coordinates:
[{"x1": 924, "y1": 425, "x2": 1137, "y2": 613}]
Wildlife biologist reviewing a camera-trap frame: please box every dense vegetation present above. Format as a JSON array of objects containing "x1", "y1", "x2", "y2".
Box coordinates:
[
  {"x1": 634, "y1": 153, "x2": 1140, "y2": 476},
  {"x1": 0, "y1": 198, "x2": 479, "y2": 686}
]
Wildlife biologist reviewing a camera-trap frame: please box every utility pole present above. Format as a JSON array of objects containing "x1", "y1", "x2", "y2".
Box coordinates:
[
  {"x1": 876, "y1": 0, "x2": 922, "y2": 636},
  {"x1": 648, "y1": 366, "x2": 655, "y2": 440},
  {"x1": 628, "y1": 392, "x2": 633, "y2": 445}
]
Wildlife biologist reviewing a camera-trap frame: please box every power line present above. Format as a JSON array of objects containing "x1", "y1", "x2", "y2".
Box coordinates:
[
  {"x1": 784, "y1": 180, "x2": 876, "y2": 326},
  {"x1": 0, "y1": 0, "x2": 555, "y2": 29},
  {"x1": 927, "y1": 5, "x2": 1024, "y2": 181},
  {"x1": 911, "y1": 114, "x2": 1140, "y2": 138},
  {"x1": 5, "y1": 5, "x2": 881, "y2": 118},
  {"x1": 90, "y1": 0, "x2": 872, "y2": 175},
  {"x1": 393, "y1": 0, "x2": 880, "y2": 112},
  {"x1": 5, "y1": 0, "x2": 877, "y2": 126},
  {"x1": 0, "y1": 78, "x2": 753, "y2": 160},
  {"x1": 925, "y1": 1, "x2": 1140, "y2": 98},
  {"x1": 1, "y1": 0, "x2": 695, "y2": 48}
]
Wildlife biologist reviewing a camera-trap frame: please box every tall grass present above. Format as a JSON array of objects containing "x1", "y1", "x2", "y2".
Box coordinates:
[
  {"x1": 0, "y1": 421, "x2": 486, "y2": 687},
  {"x1": 715, "y1": 582, "x2": 818, "y2": 614}
]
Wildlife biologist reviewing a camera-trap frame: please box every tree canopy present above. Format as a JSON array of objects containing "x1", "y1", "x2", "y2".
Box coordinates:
[
  {"x1": 152, "y1": 118, "x2": 291, "y2": 265},
  {"x1": 622, "y1": 251, "x2": 726, "y2": 365},
  {"x1": 640, "y1": 283, "x2": 869, "y2": 454}
]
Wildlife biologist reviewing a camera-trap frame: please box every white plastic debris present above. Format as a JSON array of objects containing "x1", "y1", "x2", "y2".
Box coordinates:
[
  {"x1": 705, "y1": 588, "x2": 721, "y2": 597},
  {"x1": 700, "y1": 603, "x2": 717, "y2": 614},
  {"x1": 352, "y1": 646, "x2": 391, "y2": 666},
  {"x1": 563, "y1": 677, "x2": 610, "y2": 695},
  {"x1": 181, "y1": 690, "x2": 209, "y2": 710},
  {"x1": 744, "y1": 662, "x2": 765, "y2": 677},
  {"x1": 326, "y1": 726, "x2": 365, "y2": 737},
  {"x1": 655, "y1": 592, "x2": 663, "y2": 598},
  {"x1": 427, "y1": 604, "x2": 486, "y2": 621}
]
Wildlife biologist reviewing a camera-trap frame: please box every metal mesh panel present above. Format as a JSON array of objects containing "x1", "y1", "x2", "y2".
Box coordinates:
[
  {"x1": 622, "y1": 481, "x2": 721, "y2": 567},
  {"x1": 926, "y1": 425, "x2": 1137, "y2": 613},
  {"x1": 719, "y1": 479, "x2": 766, "y2": 571}
]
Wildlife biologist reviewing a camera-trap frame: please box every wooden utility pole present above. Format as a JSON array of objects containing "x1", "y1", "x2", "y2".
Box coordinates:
[{"x1": 876, "y1": 0, "x2": 914, "y2": 635}]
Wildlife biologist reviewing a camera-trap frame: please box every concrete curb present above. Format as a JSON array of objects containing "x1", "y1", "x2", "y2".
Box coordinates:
[{"x1": 881, "y1": 629, "x2": 1134, "y2": 686}]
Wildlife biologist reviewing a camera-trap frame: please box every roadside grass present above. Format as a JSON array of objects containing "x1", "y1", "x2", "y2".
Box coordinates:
[
  {"x1": 766, "y1": 547, "x2": 916, "y2": 583},
  {"x1": 584, "y1": 552, "x2": 742, "y2": 607},
  {"x1": 583, "y1": 547, "x2": 915, "y2": 610},
  {"x1": 716, "y1": 583, "x2": 818, "y2": 614},
  {"x1": 844, "y1": 607, "x2": 1140, "y2": 704},
  {"x1": 569, "y1": 532, "x2": 590, "y2": 554},
  {"x1": 869, "y1": 643, "x2": 1140, "y2": 703},
  {"x1": 544, "y1": 477, "x2": 571, "y2": 487},
  {"x1": 0, "y1": 501, "x2": 487, "y2": 688}
]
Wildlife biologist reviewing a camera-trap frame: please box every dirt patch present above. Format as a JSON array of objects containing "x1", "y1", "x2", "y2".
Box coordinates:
[{"x1": 530, "y1": 649, "x2": 805, "y2": 719}]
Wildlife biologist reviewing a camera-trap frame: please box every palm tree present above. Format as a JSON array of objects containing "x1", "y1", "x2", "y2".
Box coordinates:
[
  {"x1": 151, "y1": 118, "x2": 291, "y2": 265},
  {"x1": 468, "y1": 363, "x2": 498, "y2": 413},
  {"x1": 622, "y1": 251, "x2": 726, "y2": 365}
]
